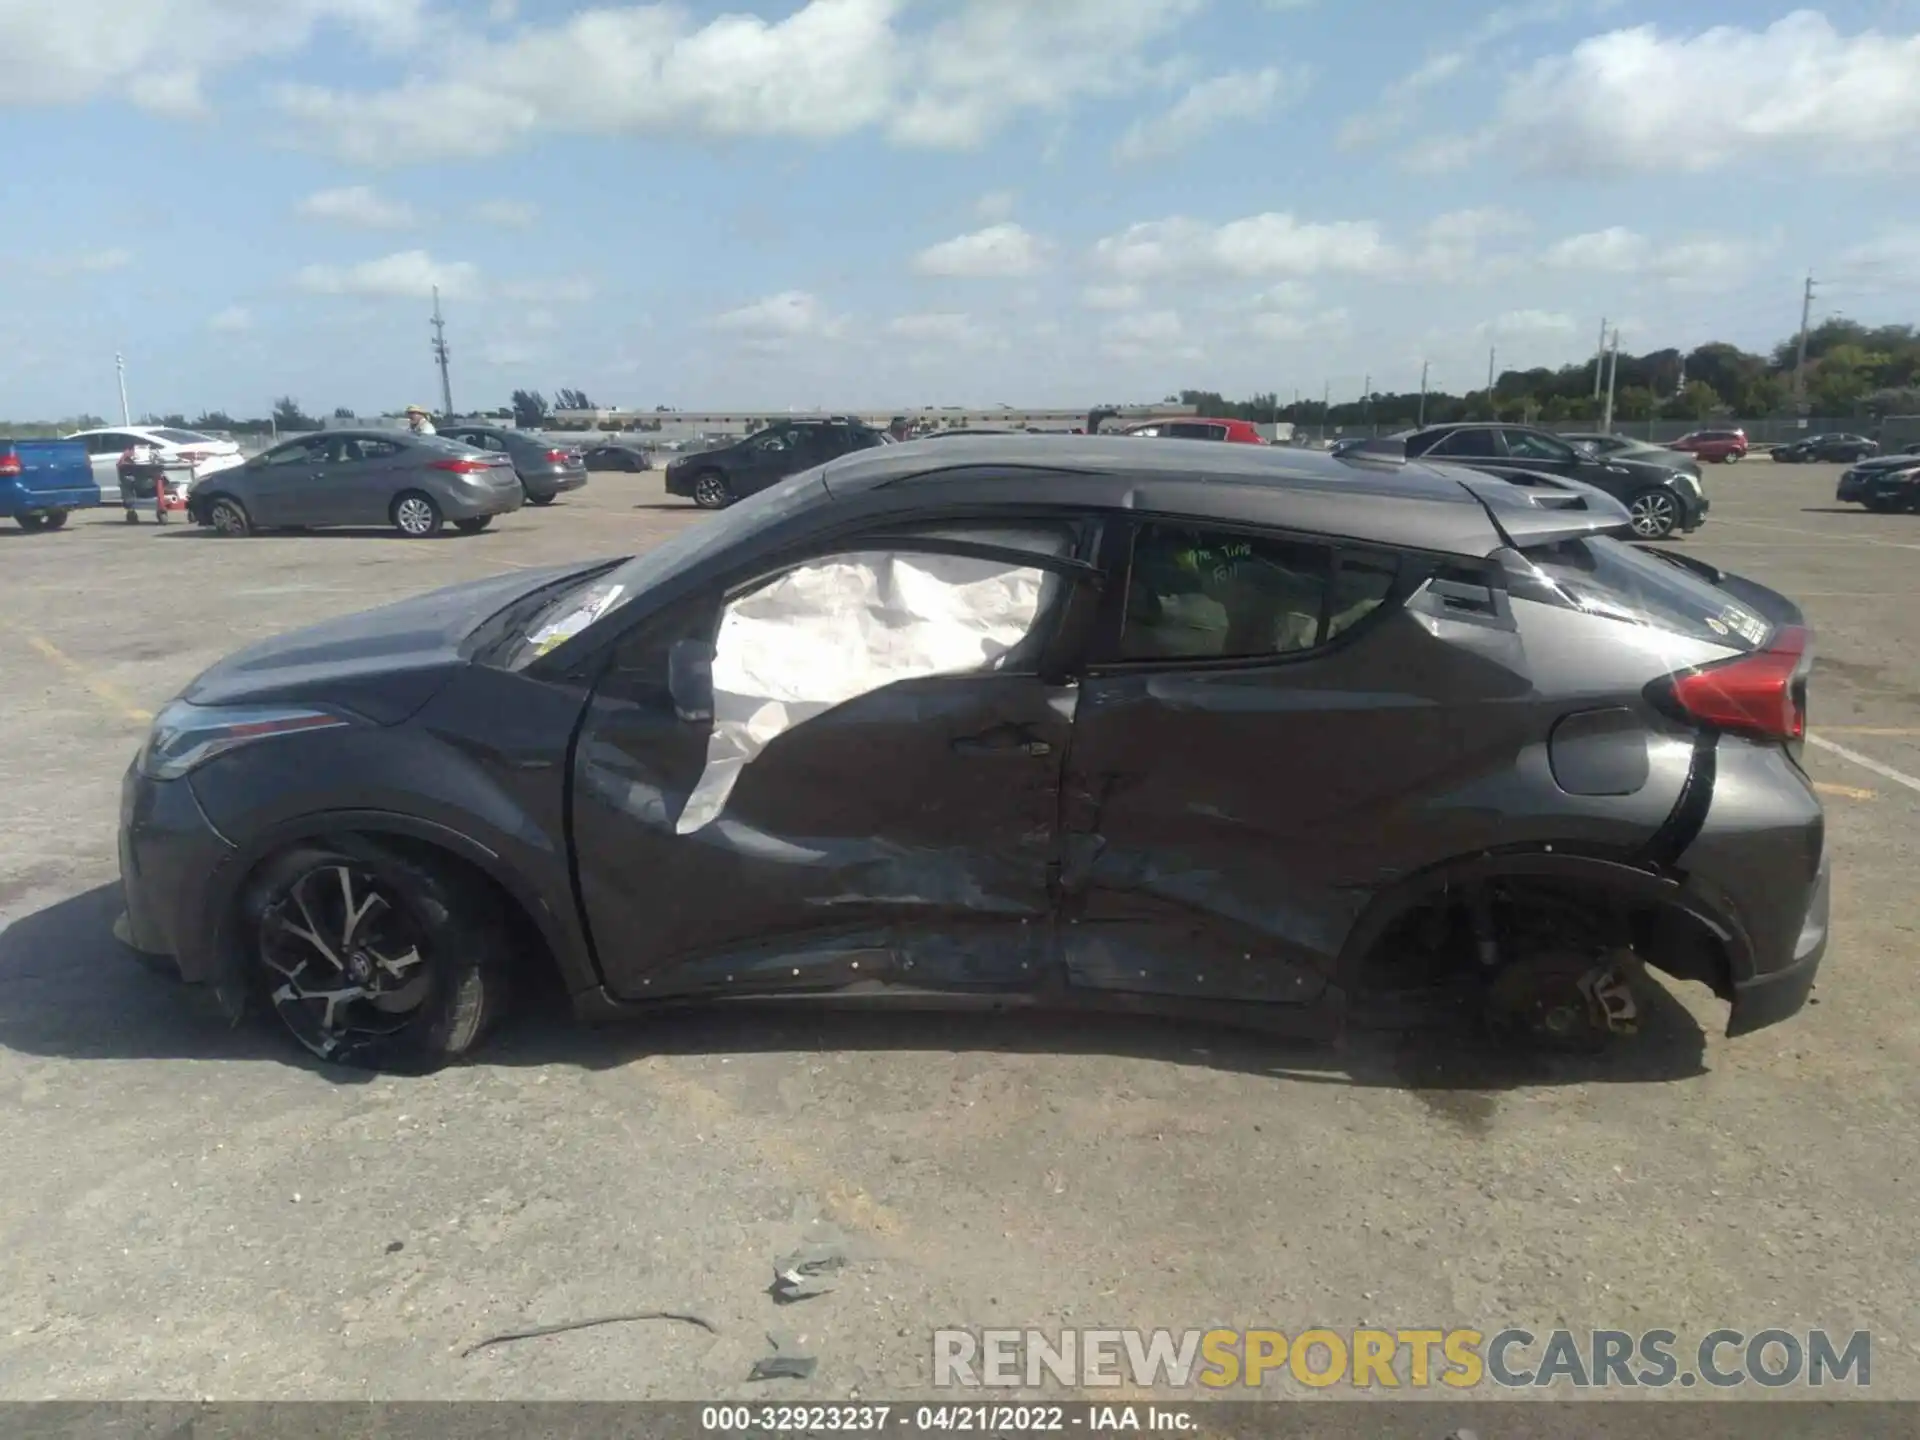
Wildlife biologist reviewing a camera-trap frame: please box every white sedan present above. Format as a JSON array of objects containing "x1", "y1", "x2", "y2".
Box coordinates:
[{"x1": 63, "y1": 425, "x2": 246, "y2": 498}]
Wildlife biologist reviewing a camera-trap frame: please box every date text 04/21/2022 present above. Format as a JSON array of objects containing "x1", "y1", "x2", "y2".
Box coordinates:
[{"x1": 699, "y1": 1404, "x2": 1196, "y2": 1432}]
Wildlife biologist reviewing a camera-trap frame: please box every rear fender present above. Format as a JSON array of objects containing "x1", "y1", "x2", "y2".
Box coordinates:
[{"x1": 1335, "y1": 845, "x2": 1755, "y2": 987}]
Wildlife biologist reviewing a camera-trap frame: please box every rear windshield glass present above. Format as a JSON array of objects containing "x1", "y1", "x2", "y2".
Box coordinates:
[
  {"x1": 1512, "y1": 536, "x2": 1771, "y2": 651},
  {"x1": 151, "y1": 428, "x2": 212, "y2": 444}
]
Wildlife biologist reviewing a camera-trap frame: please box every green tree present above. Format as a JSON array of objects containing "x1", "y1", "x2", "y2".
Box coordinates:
[
  {"x1": 1661, "y1": 380, "x2": 1723, "y2": 421},
  {"x1": 272, "y1": 396, "x2": 317, "y2": 431},
  {"x1": 511, "y1": 389, "x2": 550, "y2": 427},
  {"x1": 1612, "y1": 386, "x2": 1657, "y2": 422}
]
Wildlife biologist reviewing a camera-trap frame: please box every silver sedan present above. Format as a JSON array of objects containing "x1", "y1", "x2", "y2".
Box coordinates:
[{"x1": 185, "y1": 430, "x2": 526, "y2": 537}]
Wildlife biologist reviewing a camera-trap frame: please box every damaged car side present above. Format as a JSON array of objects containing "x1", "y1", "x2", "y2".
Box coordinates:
[{"x1": 116, "y1": 436, "x2": 1829, "y2": 1070}]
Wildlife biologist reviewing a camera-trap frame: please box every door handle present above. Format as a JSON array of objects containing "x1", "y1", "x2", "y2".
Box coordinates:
[{"x1": 952, "y1": 727, "x2": 1051, "y2": 758}]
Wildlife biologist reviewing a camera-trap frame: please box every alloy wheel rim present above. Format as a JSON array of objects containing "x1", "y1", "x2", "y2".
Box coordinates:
[
  {"x1": 214, "y1": 504, "x2": 242, "y2": 534},
  {"x1": 397, "y1": 498, "x2": 434, "y2": 533},
  {"x1": 259, "y1": 863, "x2": 432, "y2": 1060},
  {"x1": 695, "y1": 475, "x2": 726, "y2": 506},
  {"x1": 1629, "y1": 493, "x2": 1675, "y2": 536}
]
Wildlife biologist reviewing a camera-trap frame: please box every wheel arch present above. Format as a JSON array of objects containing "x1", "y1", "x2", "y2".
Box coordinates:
[
  {"x1": 1336, "y1": 845, "x2": 1754, "y2": 996},
  {"x1": 199, "y1": 808, "x2": 595, "y2": 1011}
]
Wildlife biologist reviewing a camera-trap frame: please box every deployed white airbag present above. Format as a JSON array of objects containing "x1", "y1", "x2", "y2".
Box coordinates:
[{"x1": 676, "y1": 549, "x2": 1055, "y2": 835}]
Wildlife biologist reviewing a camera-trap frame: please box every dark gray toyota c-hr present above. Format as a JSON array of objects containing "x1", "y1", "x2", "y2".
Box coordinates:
[{"x1": 118, "y1": 436, "x2": 1829, "y2": 1071}]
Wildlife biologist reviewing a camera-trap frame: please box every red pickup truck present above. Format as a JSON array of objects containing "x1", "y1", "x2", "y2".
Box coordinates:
[{"x1": 1669, "y1": 428, "x2": 1748, "y2": 463}]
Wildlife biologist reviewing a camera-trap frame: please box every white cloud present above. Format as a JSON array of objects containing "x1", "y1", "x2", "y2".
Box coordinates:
[
  {"x1": 886, "y1": 312, "x2": 988, "y2": 345},
  {"x1": 1427, "y1": 11, "x2": 1920, "y2": 176},
  {"x1": 1081, "y1": 283, "x2": 1144, "y2": 311},
  {"x1": 975, "y1": 189, "x2": 1018, "y2": 222},
  {"x1": 1115, "y1": 65, "x2": 1309, "y2": 163},
  {"x1": 913, "y1": 222, "x2": 1049, "y2": 278},
  {"x1": 1838, "y1": 224, "x2": 1920, "y2": 285},
  {"x1": 296, "y1": 185, "x2": 419, "y2": 229},
  {"x1": 37, "y1": 248, "x2": 133, "y2": 276},
  {"x1": 207, "y1": 305, "x2": 253, "y2": 332},
  {"x1": 294, "y1": 249, "x2": 479, "y2": 299},
  {"x1": 1541, "y1": 226, "x2": 1764, "y2": 290},
  {"x1": 1102, "y1": 308, "x2": 1202, "y2": 361},
  {"x1": 889, "y1": 0, "x2": 1202, "y2": 149},
  {"x1": 275, "y1": 0, "x2": 1200, "y2": 163},
  {"x1": 479, "y1": 339, "x2": 540, "y2": 367},
  {"x1": 713, "y1": 290, "x2": 845, "y2": 340},
  {"x1": 1, "y1": 0, "x2": 428, "y2": 114},
  {"x1": 524, "y1": 308, "x2": 559, "y2": 332},
  {"x1": 497, "y1": 275, "x2": 594, "y2": 303},
  {"x1": 1093, "y1": 213, "x2": 1398, "y2": 280},
  {"x1": 1478, "y1": 309, "x2": 1575, "y2": 337},
  {"x1": 474, "y1": 198, "x2": 538, "y2": 228},
  {"x1": 1247, "y1": 306, "x2": 1349, "y2": 342},
  {"x1": 1340, "y1": 0, "x2": 1622, "y2": 151}
]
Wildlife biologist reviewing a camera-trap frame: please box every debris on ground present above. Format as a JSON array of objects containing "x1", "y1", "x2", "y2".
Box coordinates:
[
  {"x1": 770, "y1": 1241, "x2": 848, "y2": 1304},
  {"x1": 748, "y1": 1328, "x2": 818, "y2": 1382},
  {"x1": 461, "y1": 1309, "x2": 718, "y2": 1357}
]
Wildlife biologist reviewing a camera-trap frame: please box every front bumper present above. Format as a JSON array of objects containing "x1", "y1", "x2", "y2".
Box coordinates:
[
  {"x1": 117, "y1": 762, "x2": 235, "y2": 980},
  {"x1": 664, "y1": 464, "x2": 694, "y2": 497}
]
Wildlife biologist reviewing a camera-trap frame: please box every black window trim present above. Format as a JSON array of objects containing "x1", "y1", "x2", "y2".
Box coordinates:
[
  {"x1": 1426, "y1": 426, "x2": 1503, "y2": 460},
  {"x1": 1083, "y1": 513, "x2": 1436, "y2": 675}
]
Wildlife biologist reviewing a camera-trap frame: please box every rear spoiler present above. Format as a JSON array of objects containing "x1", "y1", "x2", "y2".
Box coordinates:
[
  {"x1": 1450, "y1": 470, "x2": 1634, "y2": 548},
  {"x1": 1634, "y1": 545, "x2": 1807, "y2": 630}
]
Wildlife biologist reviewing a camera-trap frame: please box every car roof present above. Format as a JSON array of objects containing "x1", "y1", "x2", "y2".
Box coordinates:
[{"x1": 808, "y1": 433, "x2": 1547, "y2": 557}]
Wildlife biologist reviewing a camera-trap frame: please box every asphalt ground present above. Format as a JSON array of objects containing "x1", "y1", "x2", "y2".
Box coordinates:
[{"x1": 0, "y1": 459, "x2": 1916, "y2": 1402}]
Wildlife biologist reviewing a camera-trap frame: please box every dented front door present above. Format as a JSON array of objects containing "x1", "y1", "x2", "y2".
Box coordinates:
[{"x1": 571, "y1": 533, "x2": 1091, "y2": 1000}]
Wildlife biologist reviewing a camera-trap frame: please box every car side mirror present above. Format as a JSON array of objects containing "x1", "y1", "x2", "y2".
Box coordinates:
[{"x1": 668, "y1": 638, "x2": 715, "y2": 723}]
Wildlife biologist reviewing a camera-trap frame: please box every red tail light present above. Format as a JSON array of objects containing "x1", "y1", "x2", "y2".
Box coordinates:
[
  {"x1": 544, "y1": 448, "x2": 574, "y2": 463},
  {"x1": 0, "y1": 453, "x2": 20, "y2": 478},
  {"x1": 1653, "y1": 624, "x2": 1810, "y2": 742},
  {"x1": 430, "y1": 457, "x2": 496, "y2": 474}
]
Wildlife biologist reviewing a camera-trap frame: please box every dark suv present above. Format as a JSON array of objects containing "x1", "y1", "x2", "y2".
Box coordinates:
[
  {"x1": 665, "y1": 418, "x2": 886, "y2": 509},
  {"x1": 117, "y1": 435, "x2": 1826, "y2": 1071},
  {"x1": 1399, "y1": 423, "x2": 1707, "y2": 540}
]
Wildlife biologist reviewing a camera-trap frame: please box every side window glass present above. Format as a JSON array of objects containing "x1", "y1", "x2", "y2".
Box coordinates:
[
  {"x1": 1119, "y1": 523, "x2": 1333, "y2": 661},
  {"x1": 263, "y1": 440, "x2": 322, "y2": 467},
  {"x1": 1328, "y1": 554, "x2": 1399, "y2": 639},
  {"x1": 1431, "y1": 428, "x2": 1501, "y2": 458},
  {"x1": 677, "y1": 535, "x2": 1071, "y2": 834},
  {"x1": 1505, "y1": 430, "x2": 1574, "y2": 464}
]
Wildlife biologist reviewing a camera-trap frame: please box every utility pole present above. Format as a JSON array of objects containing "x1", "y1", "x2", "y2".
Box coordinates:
[
  {"x1": 1601, "y1": 327, "x2": 1620, "y2": 434},
  {"x1": 1417, "y1": 360, "x2": 1430, "y2": 428},
  {"x1": 1486, "y1": 346, "x2": 1496, "y2": 396},
  {"x1": 1593, "y1": 317, "x2": 1608, "y2": 399},
  {"x1": 1321, "y1": 379, "x2": 1330, "y2": 442},
  {"x1": 115, "y1": 352, "x2": 131, "y2": 425},
  {"x1": 1792, "y1": 272, "x2": 1816, "y2": 417},
  {"x1": 1362, "y1": 372, "x2": 1371, "y2": 433},
  {"x1": 430, "y1": 286, "x2": 455, "y2": 418}
]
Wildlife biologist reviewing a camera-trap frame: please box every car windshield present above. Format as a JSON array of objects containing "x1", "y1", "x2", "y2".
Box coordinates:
[
  {"x1": 151, "y1": 428, "x2": 214, "y2": 444},
  {"x1": 489, "y1": 469, "x2": 828, "y2": 670},
  {"x1": 1514, "y1": 535, "x2": 1770, "y2": 651}
]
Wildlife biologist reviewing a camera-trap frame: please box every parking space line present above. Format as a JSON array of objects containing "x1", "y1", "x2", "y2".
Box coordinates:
[
  {"x1": 0, "y1": 625, "x2": 152, "y2": 725},
  {"x1": 1813, "y1": 782, "x2": 1876, "y2": 801},
  {"x1": 1808, "y1": 734, "x2": 1920, "y2": 797},
  {"x1": 1817, "y1": 727, "x2": 1920, "y2": 736},
  {"x1": 1713, "y1": 518, "x2": 1920, "y2": 552}
]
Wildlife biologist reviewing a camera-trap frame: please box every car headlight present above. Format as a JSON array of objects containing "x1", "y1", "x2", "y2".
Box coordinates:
[{"x1": 136, "y1": 700, "x2": 351, "y2": 780}]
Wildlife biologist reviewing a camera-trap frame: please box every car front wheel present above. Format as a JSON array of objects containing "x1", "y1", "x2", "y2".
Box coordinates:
[
  {"x1": 207, "y1": 497, "x2": 252, "y2": 536},
  {"x1": 1627, "y1": 487, "x2": 1680, "y2": 539},
  {"x1": 241, "y1": 838, "x2": 509, "y2": 1072},
  {"x1": 692, "y1": 469, "x2": 734, "y2": 510}
]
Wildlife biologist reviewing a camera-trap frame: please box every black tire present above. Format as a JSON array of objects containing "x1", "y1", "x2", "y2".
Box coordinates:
[
  {"x1": 1625, "y1": 487, "x2": 1680, "y2": 540},
  {"x1": 207, "y1": 496, "x2": 252, "y2": 536},
  {"x1": 240, "y1": 837, "x2": 509, "y2": 1073},
  {"x1": 525, "y1": 492, "x2": 556, "y2": 507},
  {"x1": 1863, "y1": 497, "x2": 1899, "y2": 514},
  {"x1": 454, "y1": 515, "x2": 493, "y2": 533},
  {"x1": 391, "y1": 490, "x2": 443, "y2": 538},
  {"x1": 15, "y1": 511, "x2": 59, "y2": 532},
  {"x1": 692, "y1": 469, "x2": 734, "y2": 510}
]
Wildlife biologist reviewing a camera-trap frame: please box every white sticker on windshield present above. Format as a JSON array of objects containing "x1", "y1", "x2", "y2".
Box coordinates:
[{"x1": 528, "y1": 582, "x2": 625, "y2": 657}]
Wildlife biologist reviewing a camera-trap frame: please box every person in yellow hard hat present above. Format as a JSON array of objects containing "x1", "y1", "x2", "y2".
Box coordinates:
[{"x1": 405, "y1": 405, "x2": 437, "y2": 436}]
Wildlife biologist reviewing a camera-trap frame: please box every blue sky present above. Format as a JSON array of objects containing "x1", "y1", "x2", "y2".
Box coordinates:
[{"x1": 2, "y1": 0, "x2": 1918, "y2": 420}]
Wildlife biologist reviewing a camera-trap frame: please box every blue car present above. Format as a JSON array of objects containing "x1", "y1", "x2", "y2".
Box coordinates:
[{"x1": 0, "y1": 437, "x2": 99, "y2": 531}]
